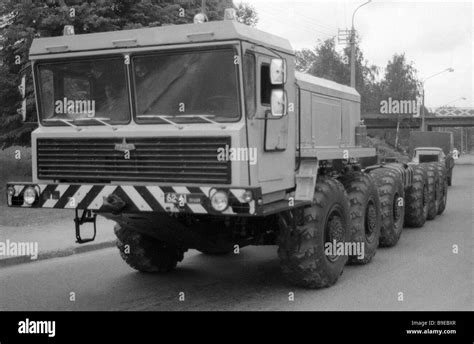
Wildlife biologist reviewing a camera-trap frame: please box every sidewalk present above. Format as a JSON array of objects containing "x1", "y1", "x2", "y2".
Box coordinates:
[
  {"x1": 454, "y1": 154, "x2": 474, "y2": 165},
  {"x1": 0, "y1": 215, "x2": 117, "y2": 267}
]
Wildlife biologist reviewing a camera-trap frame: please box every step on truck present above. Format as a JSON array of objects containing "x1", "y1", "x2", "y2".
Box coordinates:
[{"x1": 6, "y1": 10, "x2": 449, "y2": 288}]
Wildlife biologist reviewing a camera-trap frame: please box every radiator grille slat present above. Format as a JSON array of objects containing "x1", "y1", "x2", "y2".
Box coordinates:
[{"x1": 37, "y1": 137, "x2": 231, "y2": 184}]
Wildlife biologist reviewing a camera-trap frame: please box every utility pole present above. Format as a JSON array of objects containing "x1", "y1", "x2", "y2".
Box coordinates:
[
  {"x1": 350, "y1": 0, "x2": 371, "y2": 89},
  {"x1": 421, "y1": 89, "x2": 426, "y2": 131},
  {"x1": 350, "y1": 28, "x2": 356, "y2": 88},
  {"x1": 201, "y1": 0, "x2": 206, "y2": 15}
]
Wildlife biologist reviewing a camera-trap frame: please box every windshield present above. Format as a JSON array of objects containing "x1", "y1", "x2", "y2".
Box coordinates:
[
  {"x1": 133, "y1": 48, "x2": 240, "y2": 123},
  {"x1": 37, "y1": 57, "x2": 130, "y2": 125}
]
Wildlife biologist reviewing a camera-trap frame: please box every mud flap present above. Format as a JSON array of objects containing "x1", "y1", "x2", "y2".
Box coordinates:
[{"x1": 295, "y1": 158, "x2": 319, "y2": 201}]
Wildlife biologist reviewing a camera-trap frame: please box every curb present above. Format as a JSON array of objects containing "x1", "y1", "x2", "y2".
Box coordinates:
[{"x1": 0, "y1": 239, "x2": 117, "y2": 268}]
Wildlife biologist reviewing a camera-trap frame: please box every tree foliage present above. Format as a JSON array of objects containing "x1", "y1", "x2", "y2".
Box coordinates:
[
  {"x1": 235, "y1": 2, "x2": 258, "y2": 27},
  {"x1": 295, "y1": 36, "x2": 421, "y2": 117},
  {"x1": 296, "y1": 35, "x2": 380, "y2": 114},
  {"x1": 0, "y1": 0, "x2": 257, "y2": 148}
]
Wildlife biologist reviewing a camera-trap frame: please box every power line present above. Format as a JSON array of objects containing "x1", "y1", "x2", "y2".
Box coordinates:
[
  {"x1": 261, "y1": 8, "x2": 336, "y2": 36},
  {"x1": 263, "y1": 4, "x2": 338, "y2": 33},
  {"x1": 258, "y1": 8, "x2": 336, "y2": 39}
]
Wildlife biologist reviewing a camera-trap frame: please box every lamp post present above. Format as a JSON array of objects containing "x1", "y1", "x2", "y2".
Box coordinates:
[
  {"x1": 351, "y1": 0, "x2": 371, "y2": 88},
  {"x1": 421, "y1": 68, "x2": 454, "y2": 131}
]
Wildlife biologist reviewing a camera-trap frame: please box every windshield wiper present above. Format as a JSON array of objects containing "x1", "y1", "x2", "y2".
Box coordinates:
[
  {"x1": 137, "y1": 115, "x2": 184, "y2": 129},
  {"x1": 74, "y1": 117, "x2": 118, "y2": 131},
  {"x1": 173, "y1": 114, "x2": 217, "y2": 124},
  {"x1": 138, "y1": 114, "x2": 226, "y2": 129},
  {"x1": 44, "y1": 118, "x2": 82, "y2": 131}
]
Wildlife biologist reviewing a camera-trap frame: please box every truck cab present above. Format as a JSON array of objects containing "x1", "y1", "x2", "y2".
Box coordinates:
[{"x1": 412, "y1": 147, "x2": 445, "y2": 163}]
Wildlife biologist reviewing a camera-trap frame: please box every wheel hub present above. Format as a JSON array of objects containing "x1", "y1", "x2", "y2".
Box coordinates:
[
  {"x1": 325, "y1": 207, "x2": 345, "y2": 262},
  {"x1": 365, "y1": 200, "x2": 377, "y2": 242},
  {"x1": 393, "y1": 193, "x2": 402, "y2": 222}
]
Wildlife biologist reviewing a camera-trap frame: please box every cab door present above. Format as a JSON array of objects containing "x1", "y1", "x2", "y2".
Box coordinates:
[{"x1": 243, "y1": 46, "x2": 295, "y2": 193}]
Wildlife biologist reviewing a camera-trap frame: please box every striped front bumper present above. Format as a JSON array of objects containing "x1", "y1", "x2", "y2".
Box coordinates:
[{"x1": 6, "y1": 183, "x2": 262, "y2": 216}]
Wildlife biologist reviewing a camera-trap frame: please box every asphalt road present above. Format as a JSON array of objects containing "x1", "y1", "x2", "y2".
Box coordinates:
[{"x1": 1, "y1": 165, "x2": 472, "y2": 311}]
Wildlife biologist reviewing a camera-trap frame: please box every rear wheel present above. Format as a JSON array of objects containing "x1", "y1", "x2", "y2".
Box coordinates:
[
  {"x1": 339, "y1": 172, "x2": 381, "y2": 264},
  {"x1": 435, "y1": 162, "x2": 448, "y2": 215},
  {"x1": 278, "y1": 177, "x2": 351, "y2": 288},
  {"x1": 114, "y1": 223, "x2": 185, "y2": 272},
  {"x1": 369, "y1": 168, "x2": 405, "y2": 247},
  {"x1": 404, "y1": 165, "x2": 428, "y2": 228},
  {"x1": 423, "y1": 163, "x2": 438, "y2": 220}
]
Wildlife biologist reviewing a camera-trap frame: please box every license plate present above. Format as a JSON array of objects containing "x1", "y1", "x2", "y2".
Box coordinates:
[{"x1": 165, "y1": 193, "x2": 187, "y2": 206}]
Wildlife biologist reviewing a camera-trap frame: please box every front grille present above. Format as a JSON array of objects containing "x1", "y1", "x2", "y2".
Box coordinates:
[{"x1": 37, "y1": 137, "x2": 231, "y2": 184}]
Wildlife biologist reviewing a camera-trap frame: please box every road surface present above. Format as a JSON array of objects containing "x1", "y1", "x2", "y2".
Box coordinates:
[{"x1": 1, "y1": 165, "x2": 472, "y2": 311}]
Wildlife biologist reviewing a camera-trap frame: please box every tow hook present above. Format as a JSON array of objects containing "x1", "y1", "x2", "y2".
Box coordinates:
[
  {"x1": 74, "y1": 208, "x2": 97, "y2": 244},
  {"x1": 103, "y1": 194, "x2": 126, "y2": 213}
]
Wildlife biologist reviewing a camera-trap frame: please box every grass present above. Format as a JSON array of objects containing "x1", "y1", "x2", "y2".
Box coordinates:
[
  {"x1": 0, "y1": 146, "x2": 74, "y2": 226},
  {"x1": 0, "y1": 146, "x2": 32, "y2": 206},
  {"x1": 367, "y1": 136, "x2": 410, "y2": 163}
]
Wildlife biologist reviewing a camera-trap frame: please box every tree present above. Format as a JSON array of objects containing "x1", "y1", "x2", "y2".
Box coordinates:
[
  {"x1": 295, "y1": 35, "x2": 380, "y2": 114},
  {"x1": 379, "y1": 54, "x2": 420, "y2": 148},
  {"x1": 0, "y1": 0, "x2": 257, "y2": 148},
  {"x1": 235, "y1": 2, "x2": 258, "y2": 27},
  {"x1": 295, "y1": 48, "x2": 317, "y2": 73}
]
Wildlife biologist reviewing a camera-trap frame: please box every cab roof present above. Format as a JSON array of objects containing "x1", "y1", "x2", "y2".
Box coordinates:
[
  {"x1": 414, "y1": 147, "x2": 443, "y2": 151},
  {"x1": 29, "y1": 20, "x2": 294, "y2": 58}
]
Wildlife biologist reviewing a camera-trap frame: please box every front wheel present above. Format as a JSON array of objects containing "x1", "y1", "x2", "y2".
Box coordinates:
[
  {"x1": 114, "y1": 224, "x2": 185, "y2": 272},
  {"x1": 278, "y1": 177, "x2": 351, "y2": 288}
]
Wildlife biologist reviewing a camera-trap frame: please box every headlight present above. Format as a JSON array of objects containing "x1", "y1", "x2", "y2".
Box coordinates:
[
  {"x1": 7, "y1": 186, "x2": 15, "y2": 197},
  {"x1": 23, "y1": 187, "x2": 37, "y2": 205},
  {"x1": 242, "y1": 190, "x2": 253, "y2": 203},
  {"x1": 211, "y1": 190, "x2": 229, "y2": 212}
]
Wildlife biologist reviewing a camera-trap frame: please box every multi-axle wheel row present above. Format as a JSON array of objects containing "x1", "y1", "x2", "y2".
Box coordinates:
[
  {"x1": 111, "y1": 162, "x2": 448, "y2": 289},
  {"x1": 277, "y1": 161, "x2": 448, "y2": 288}
]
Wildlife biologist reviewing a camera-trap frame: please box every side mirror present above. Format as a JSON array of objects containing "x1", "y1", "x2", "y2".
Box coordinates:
[
  {"x1": 270, "y1": 58, "x2": 286, "y2": 85},
  {"x1": 271, "y1": 89, "x2": 287, "y2": 118}
]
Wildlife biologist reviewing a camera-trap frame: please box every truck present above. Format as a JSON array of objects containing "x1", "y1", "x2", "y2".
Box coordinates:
[
  {"x1": 409, "y1": 131, "x2": 455, "y2": 186},
  {"x1": 5, "y1": 10, "x2": 449, "y2": 288}
]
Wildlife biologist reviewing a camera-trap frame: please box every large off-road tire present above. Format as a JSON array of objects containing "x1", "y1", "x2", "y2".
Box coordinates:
[
  {"x1": 435, "y1": 162, "x2": 448, "y2": 215},
  {"x1": 114, "y1": 223, "x2": 185, "y2": 272},
  {"x1": 368, "y1": 168, "x2": 405, "y2": 247},
  {"x1": 404, "y1": 165, "x2": 428, "y2": 228},
  {"x1": 423, "y1": 163, "x2": 439, "y2": 220},
  {"x1": 339, "y1": 172, "x2": 381, "y2": 264},
  {"x1": 277, "y1": 177, "x2": 351, "y2": 289}
]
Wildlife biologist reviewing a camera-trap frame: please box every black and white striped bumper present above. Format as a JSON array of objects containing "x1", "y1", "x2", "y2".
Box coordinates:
[{"x1": 6, "y1": 183, "x2": 262, "y2": 216}]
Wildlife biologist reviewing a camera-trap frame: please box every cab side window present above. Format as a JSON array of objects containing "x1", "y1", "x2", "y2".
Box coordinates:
[
  {"x1": 243, "y1": 53, "x2": 256, "y2": 118},
  {"x1": 260, "y1": 64, "x2": 272, "y2": 105}
]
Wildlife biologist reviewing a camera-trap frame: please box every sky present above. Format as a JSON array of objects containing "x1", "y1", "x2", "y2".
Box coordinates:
[{"x1": 236, "y1": 0, "x2": 473, "y2": 108}]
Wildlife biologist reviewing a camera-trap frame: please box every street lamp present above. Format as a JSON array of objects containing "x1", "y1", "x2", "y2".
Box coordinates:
[
  {"x1": 421, "y1": 67, "x2": 454, "y2": 131},
  {"x1": 351, "y1": 0, "x2": 371, "y2": 88}
]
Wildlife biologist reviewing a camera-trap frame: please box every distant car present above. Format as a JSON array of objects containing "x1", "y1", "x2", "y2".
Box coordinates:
[{"x1": 411, "y1": 147, "x2": 455, "y2": 186}]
